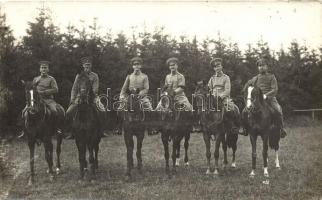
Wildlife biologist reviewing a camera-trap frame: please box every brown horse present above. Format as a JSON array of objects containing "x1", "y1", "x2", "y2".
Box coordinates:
[
  {"x1": 194, "y1": 81, "x2": 238, "y2": 175},
  {"x1": 157, "y1": 86, "x2": 193, "y2": 178},
  {"x1": 243, "y1": 86, "x2": 281, "y2": 178},
  {"x1": 22, "y1": 80, "x2": 64, "y2": 185},
  {"x1": 118, "y1": 89, "x2": 148, "y2": 181},
  {"x1": 71, "y1": 72, "x2": 101, "y2": 181}
]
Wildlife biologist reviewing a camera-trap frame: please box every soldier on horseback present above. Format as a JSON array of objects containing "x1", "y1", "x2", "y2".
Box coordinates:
[
  {"x1": 207, "y1": 57, "x2": 245, "y2": 135},
  {"x1": 119, "y1": 57, "x2": 153, "y2": 111},
  {"x1": 65, "y1": 57, "x2": 107, "y2": 139},
  {"x1": 20, "y1": 60, "x2": 63, "y2": 137},
  {"x1": 155, "y1": 57, "x2": 193, "y2": 111},
  {"x1": 242, "y1": 58, "x2": 287, "y2": 138}
]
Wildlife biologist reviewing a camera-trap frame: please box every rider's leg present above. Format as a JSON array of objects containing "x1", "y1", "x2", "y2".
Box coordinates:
[
  {"x1": 268, "y1": 98, "x2": 287, "y2": 138},
  {"x1": 225, "y1": 99, "x2": 247, "y2": 136},
  {"x1": 65, "y1": 103, "x2": 78, "y2": 139}
]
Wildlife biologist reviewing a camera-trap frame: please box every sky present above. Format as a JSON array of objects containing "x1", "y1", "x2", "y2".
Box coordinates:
[{"x1": 1, "y1": 1, "x2": 322, "y2": 51}]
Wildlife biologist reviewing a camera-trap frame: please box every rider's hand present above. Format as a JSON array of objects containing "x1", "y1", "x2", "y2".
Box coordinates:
[{"x1": 263, "y1": 94, "x2": 267, "y2": 99}]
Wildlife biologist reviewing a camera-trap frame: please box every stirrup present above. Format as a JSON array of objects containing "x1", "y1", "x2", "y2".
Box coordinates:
[
  {"x1": 280, "y1": 129, "x2": 287, "y2": 138},
  {"x1": 17, "y1": 131, "x2": 25, "y2": 138}
]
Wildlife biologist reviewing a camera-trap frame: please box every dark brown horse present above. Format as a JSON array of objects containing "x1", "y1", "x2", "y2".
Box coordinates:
[
  {"x1": 194, "y1": 81, "x2": 238, "y2": 175},
  {"x1": 22, "y1": 80, "x2": 64, "y2": 185},
  {"x1": 71, "y1": 72, "x2": 101, "y2": 181},
  {"x1": 157, "y1": 86, "x2": 193, "y2": 177},
  {"x1": 243, "y1": 86, "x2": 281, "y2": 178},
  {"x1": 118, "y1": 89, "x2": 147, "y2": 181}
]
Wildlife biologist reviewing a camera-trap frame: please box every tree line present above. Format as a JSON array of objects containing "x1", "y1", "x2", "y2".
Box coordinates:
[{"x1": 1, "y1": 8, "x2": 322, "y2": 134}]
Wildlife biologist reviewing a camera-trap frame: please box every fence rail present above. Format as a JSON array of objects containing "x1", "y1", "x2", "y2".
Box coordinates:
[{"x1": 293, "y1": 109, "x2": 322, "y2": 120}]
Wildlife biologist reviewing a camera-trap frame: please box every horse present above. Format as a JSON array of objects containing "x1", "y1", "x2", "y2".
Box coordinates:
[
  {"x1": 71, "y1": 72, "x2": 101, "y2": 181},
  {"x1": 118, "y1": 88, "x2": 148, "y2": 181},
  {"x1": 157, "y1": 86, "x2": 193, "y2": 177},
  {"x1": 194, "y1": 81, "x2": 238, "y2": 175},
  {"x1": 243, "y1": 86, "x2": 281, "y2": 178},
  {"x1": 22, "y1": 80, "x2": 64, "y2": 185}
]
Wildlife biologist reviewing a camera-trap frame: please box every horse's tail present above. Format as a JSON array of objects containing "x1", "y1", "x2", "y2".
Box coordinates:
[
  {"x1": 269, "y1": 126, "x2": 280, "y2": 151},
  {"x1": 227, "y1": 132, "x2": 238, "y2": 150}
]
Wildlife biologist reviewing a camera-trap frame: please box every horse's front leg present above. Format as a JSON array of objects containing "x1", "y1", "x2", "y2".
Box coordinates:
[
  {"x1": 203, "y1": 131, "x2": 211, "y2": 175},
  {"x1": 172, "y1": 136, "x2": 179, "y2": 174},
  {"x1": 222, "y1": 133, "x2": 228, "y2": 169},
  {"x1": 44, "y1": 137, "x2": 54, "y2": 182},
  {"x1": 214, "y1": 134, "x2": 221, "y2": 175},
  {"x1": 88, "y1": 144, "x2": 96, "y2": 181},
  {"x1": 183, "y1": 133, "x2": 190, "y2": 166},
  {"x1": 28, "y1": 138, "x2": 35, "y2": 186},
  {"x1": 161, "y1": 132, "x2": 170, "y2": 177},
  {"x1": 175, "y1": 138, "x2": 181, "y2": 167},
  {"x1": 136, "y1": 130, "x2": 145, "y2": 173},
  {"x1": 124, "y1": 131, "x2": 134, "y2": 180},
  {"x1": 249, "y1": 133, "x2": 257, "y2": 178},
  {"x1": 262, "y1": 134, "x2": 269, "y2": 177},
  {"x1": 55, "y1": 134, "x2": 63, "y2": 175},
  {"x1": 76, "y1": 138, "x2": 86, "y2": 181}
]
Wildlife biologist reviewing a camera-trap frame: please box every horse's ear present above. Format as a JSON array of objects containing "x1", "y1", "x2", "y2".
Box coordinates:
[{"x1": 21, "y1": 80, "x2": 26, "y2": 85}]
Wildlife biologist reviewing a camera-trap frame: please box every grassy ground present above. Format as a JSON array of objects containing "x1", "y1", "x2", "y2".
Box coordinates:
[{"x1": 1, "y1": 125, "x2": 322, "y2": 200}]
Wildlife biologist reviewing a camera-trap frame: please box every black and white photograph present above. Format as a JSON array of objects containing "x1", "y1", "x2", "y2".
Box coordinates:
[{"x1": 0, "y1": 0, "x2": 321, "y2": 199}]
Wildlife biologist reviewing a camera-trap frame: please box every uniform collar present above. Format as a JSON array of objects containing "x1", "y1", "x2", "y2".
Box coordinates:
[
  {"x1": 215, "y1": 72, "x2": 224, "y2": 77},
  {"x1": 40, "y1": 74, "x2": 48, "y2": 78},
  {"x1": 170, "y1": 71, "x2": 179, "y2": 76},
  {"x1": 133, "y1": 70, "x2": 142, "y2": 75}
]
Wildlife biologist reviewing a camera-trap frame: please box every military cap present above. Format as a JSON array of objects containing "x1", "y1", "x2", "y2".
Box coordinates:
[
  {"x1": 81, "y1": 57, "x2": 92, "y2": 65},
  {"x1": 130, "y1": 57, "x2": 143, "y2": 65},
  {"x1": 256, "y1": 58, "x2": 268, "y2": 66},
  {"x1": 38, "y1": 60, "x2": 50, "y2": 65},
  {"x1": 210, "y1": 57, "x2": 222, "y2": 66},
  {"x1": 166, "y1": 57, "x2": 179, "y2": 66}
]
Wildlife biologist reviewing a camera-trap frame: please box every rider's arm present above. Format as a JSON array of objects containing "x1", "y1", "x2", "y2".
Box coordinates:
[
  {"x1": 221, "y1": 75, "x2": 231, "y2": 98},
  {"x1": 120, "y1": 75, "x2": 130, "y2": 99},
  {"x1": 44, "y1": 77, "x2": 58, "y2": 95},
  {"x1": 92, "y1": 73, "x2": 99, "y2": 97},
  {"x1": 139, "y1": 75, "x2": 149, "y2": 96},
  {"x1": 174, "y1": 75, "x2": 185, "y2": 94},
  {"x1": 264, "y1": 75, "x2": 278, "y2": 98},
  {"x1": 70, "y1": 74, "x2": 79, "y2": 103}
]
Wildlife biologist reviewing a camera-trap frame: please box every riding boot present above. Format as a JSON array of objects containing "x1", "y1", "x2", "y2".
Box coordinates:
[{"x1": 276, "y1": 114, "x2": 287, "y2": 138}]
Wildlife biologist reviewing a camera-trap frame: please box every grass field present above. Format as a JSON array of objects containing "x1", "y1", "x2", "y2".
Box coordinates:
[{"x1": 1, "y1": 124, "x2": 322, "y2": 200}]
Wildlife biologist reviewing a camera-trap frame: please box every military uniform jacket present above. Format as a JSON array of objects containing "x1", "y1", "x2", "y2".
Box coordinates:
[
  {"x1": 207, "y1": 73, "x2": 231, "y2": 98},
  {"x1": 70, "y1": 71, "x2": 99, "y2": 103},
  {"x1": 33, "y1": 75, "x2": 58, "y2": 100},
  {"x1": 164, "y1": 72, "x2": 186, "y2": 96},
  {"x1": 120, "y1": 71, "x2": 149, "y2": 98},
  {"x1": 245, "y1": 73, "x2": 278, "y2": 98}
]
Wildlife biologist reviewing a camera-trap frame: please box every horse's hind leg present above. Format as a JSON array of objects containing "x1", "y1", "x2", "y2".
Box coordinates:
[
  {"x1": 55, "y1": 134, "x2": 63, "y2": 174},
  {"x1": 44, "y1": 138, "x2": 54, "y2": 181},
  {"x1": 184, "y1": 133, "x2": 190, "y2": 166},
  {"x1": 94, "y1": 142, "x2": 99, "y2": 170},
  {"x1": 172, "y1": 137, "x2": 179, "y2": 174},
  {"x1": 28, "y1": 139, "x2": 35, "y2": 186},
  {"x1": 136, "y1": 131, "x2": 144, "y2": 173}
]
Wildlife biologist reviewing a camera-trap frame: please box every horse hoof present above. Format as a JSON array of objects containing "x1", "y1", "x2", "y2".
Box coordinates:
[
  {"x1": 213, "y1": 169, "x2": 219, "y2": 175},
  {"x1": 231, "y1": 163, "x2": 236, "y2": 168},
  {"x1": 175, "y1": 159, "x2": 180, "y2": 166},
  {"x1": 249, "y1": 171, "x2": 255, "y2": 178},
  {"x1": 46, "y1": 169, "x2": 49, "y2": 174},
  {"x1": 206, "y1": 169, "x2": 211, "y2": 175},
  {"x1": 184, "y1": 162, "x2": 189, "y2": 166},
  {"x1": 28, "y1": 178, "x2": 34, "y2": 186},
  {"x1": 56, "y1": 168, "x2": 61, "y2": 175},
  {"x1": 262, "y1": 179, "x2": 270, "y2": 185},
  {"x1": 49, "y1": 175, "x2": 55, "y2": 182}
]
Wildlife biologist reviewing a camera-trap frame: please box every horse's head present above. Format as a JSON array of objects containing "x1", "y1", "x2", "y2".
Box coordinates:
[
  {"x1": 77, "y1": 72, "x2": 94, "y2": 105},
  {"x1": 22, "y1": 80, "x2": 41, "y2": 114},
  {"x1": 159, "y1": 85, "x2": 175, "y2": 111},
  {"x1": 194, "y1": 80, "x2": 209, "y2": 112},
  {"x1": 245, "y1": 86, "x2": 264, "y2": 113}
]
